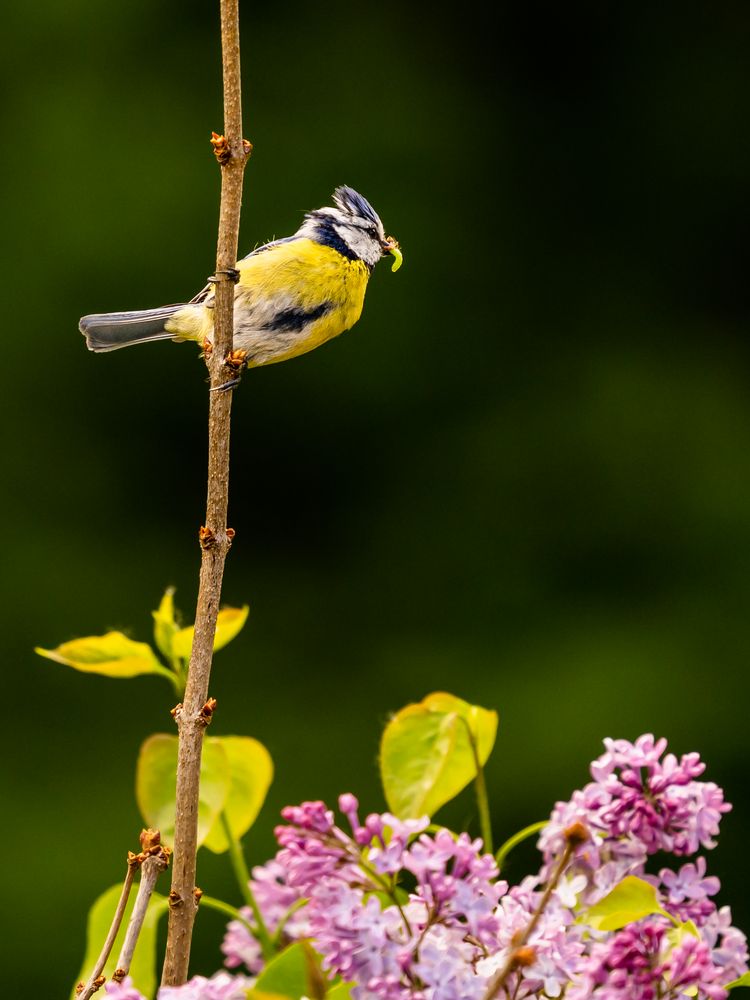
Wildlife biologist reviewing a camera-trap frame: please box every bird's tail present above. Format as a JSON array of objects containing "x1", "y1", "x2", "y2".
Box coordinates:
[{"x1": 79, "y1": 304, "x2": 186, "y2": 352}]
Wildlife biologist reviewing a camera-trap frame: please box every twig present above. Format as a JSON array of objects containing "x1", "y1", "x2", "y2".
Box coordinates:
[
  {"x1": 112, "y1": 840, "x2": 171, "y2": 982},
  {"x1": 75, "y1": 855, "x2": 139, "y2": 1000},
  {"x1": 161, "y1": 0, "x2": 250, "y2": 984},
  {"x1": 481, "y1": 822, "x2": 588, "y2": 1000},
  {"x1": 76, "y1": 830, "x2": 167, "y2": 1000}
]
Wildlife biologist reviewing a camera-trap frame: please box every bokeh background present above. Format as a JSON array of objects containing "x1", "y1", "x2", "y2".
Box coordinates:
[{"x1": 2, "y1": 1, "x2": 750, "y2": 992}]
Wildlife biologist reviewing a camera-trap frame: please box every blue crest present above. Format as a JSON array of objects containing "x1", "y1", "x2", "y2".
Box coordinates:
[{"x1": 332, "y1": 186, "x2": 381, "y2": 225}]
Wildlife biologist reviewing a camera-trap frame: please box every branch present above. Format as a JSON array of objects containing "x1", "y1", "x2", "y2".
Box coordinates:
[
  {"x1": 112, "y1": 839, "x2": 170, "y2": 983},
  {"x1": 76, "y1": 830, "x2": 167, "y2": 1000},
  {"x1": 161, "y1": 0, "x2": 249, "y2": 984},
  {"x1": 76, "y1": 856, "x2": 138, "y2": 1000},
  {"x1": 481, "y1": 822, "x2": 588, "y2": 1000}
]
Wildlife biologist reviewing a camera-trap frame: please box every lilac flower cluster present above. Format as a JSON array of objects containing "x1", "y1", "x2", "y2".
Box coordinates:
[
  {"x1": 271, "y1": 796, "x2": 506, "y2": 997},
  {"x1": 566, "y1": 921, "x2": 729, "y2": 1000},
  {"x1": 101, "y1": 735, "x2": 748, "y2": 1000},
  {"x1": 538, "y1": 734, "x2": 732, "y2": 903},
  {"x1": 104, "y1": 972, "x2": 252, "y2": 1000}
]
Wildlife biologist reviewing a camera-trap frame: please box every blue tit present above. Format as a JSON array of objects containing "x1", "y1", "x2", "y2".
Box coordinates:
[{"x1": 79, "y1": 186, "x2": 402, "y2": 366}]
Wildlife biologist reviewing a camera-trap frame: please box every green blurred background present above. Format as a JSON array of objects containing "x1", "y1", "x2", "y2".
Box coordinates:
[{"x1": 3, "y1": 0, "x2": 750, "y2": 992}]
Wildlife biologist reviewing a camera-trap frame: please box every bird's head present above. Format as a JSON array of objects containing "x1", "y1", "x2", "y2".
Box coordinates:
[{"x1": 299, "y1": 186, "x2": 402, "y2": 271}]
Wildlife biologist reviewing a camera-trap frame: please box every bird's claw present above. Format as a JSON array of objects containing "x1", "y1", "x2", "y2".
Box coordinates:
[
  {"x1": 209, "y1": 349, "x2": 248, "y2": 392},
  {"x1": 210, "y1": 377, "x2": 240, "y2": 393},
  {"x1": 207, "y1": 268, "x2": 240, "y2": 284}
]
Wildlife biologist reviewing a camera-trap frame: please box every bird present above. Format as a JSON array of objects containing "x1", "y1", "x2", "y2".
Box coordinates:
[{"x1": 79, "y1": 186, "x2": 402, "y2": 369}]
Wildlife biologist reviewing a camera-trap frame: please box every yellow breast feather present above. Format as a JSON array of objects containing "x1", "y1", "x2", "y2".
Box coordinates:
[{"x1": 167, "y1": 238, "x2": 370, "y2": 366}]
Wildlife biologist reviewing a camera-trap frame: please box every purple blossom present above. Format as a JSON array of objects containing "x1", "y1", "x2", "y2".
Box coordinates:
[
  {"x1": 659, "y1": 857, "x2": 721, "y2": 924},
  {"x1": 539, "y1": 734, "x2": 731, "y2": 904},
  {"x1": 308, "y1": 881, "x2": 409, "y2": 996},
  {"x1": 703, "y1": 905, "x2": 749, "y2": 983},
  {"x1": 567, "y1": 919, "x2": 732, "y2": 999},
  {"x1": 104, "y1": 978, "x2": 146, "y2": 1000},
  {"x1": 664, "y1": 934, "x2": 727, "y2": 999},
  {"x1": 478, "y1": 885, "x2": 585, "y2": 999},
  {"x1": 222, "y1": 859, "x2": 308, "y2": 972},
  {"x1": 158, "y1": 972, "x2": 253, "y2": 1000},
  {"x1": 207, "y1": 738, "x2": 746, "y2": 1000},
  {"x1": 566, "y1": 921, "x2": 670, "y2": 999},
  {"x1": 591, "y1": 735, "x2": 730, "y2": 855},
  {"x1": 413, "y1": 925, "x2": 488, "y2": 1000}
]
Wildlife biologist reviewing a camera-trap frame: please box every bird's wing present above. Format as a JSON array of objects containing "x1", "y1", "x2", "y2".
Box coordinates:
[{"x1": 189, "y1": 237, "x2": 304, "y2": 305}]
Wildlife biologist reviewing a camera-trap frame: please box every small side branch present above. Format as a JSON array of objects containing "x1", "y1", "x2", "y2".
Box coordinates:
[
  {"x1": 76, "y1": 830, "x2": 165, "y2": 1000},
  {"x1": 113, "y1": 836, "x2": 170, "y2": 982},
  {"x1": 481, "y1": 822, "x2": 588, "y2": 1000}
]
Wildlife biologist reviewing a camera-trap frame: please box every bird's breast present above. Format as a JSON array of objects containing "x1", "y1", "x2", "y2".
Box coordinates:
[{"x1": 234, "y1": 243, "x2": 370, "y2": 366}]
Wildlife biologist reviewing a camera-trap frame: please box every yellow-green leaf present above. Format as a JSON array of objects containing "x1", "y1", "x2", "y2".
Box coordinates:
[
  {"x1": 247, "y1": 941, "x2": 322, "y2": 1000},
  {"x1": 203, "y1": 735, "x2": 274, "y2": 853},
  {"x1": 152, "y1": 587, "x2": 179, "y2": 661},
  {"x1": 727, "y1": 972, "x2": 750, "y2": 989},
  {"x1": 36, "y1": 632, "x2": 173, "y2": 681},
  {"x1": 136, "y1": 734, "x2": 230, "y2": 848},
  {"x1": 70, "y1": 883, "x2": 168, "y2": 1000},
  {"x1": 380, "y1": 691, "x2": 498, "y2": 819},
  {"x1": 172, "y1": 605, "x2": 249, "y2": 659},
  {"x1": 583, "y1": 876, "x2": 670, "y2": 932},
  {"x1": 327, "y1": 984, "x2": 356, "y2": 999}
]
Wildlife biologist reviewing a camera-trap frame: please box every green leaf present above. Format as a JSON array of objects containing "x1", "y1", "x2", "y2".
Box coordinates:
[
  {"x1": 136, "y1": 734, "x2": 230, "y2": 848},
  {"x1": 380, "y1": 691, "x2": 498, "y2": 818},
  {"x1": 36, "y1": 632, "x2": 173, "y2": 681},
  {"x1": 247, "y1": 941, "x2": 322, "y2": 1000},
  {"x1": 582, "y1": 876, "x2": 670, "y2": 932},
  {"x1": 665, "y1": 918, "x2": 700, "y2": 949},
  {"x1": 152, "y1": 587, "x2": 180, "y2": 661},
  {"x1": 327, "y1": 984, "x2": 356, "y2": 1000},
  {"x1": 727, "y1": 972, "x2": 750, "y2": 989},
  {"x1": 203, "y1": 735, "x2": 274, "y2": 853},
  {"x1": 172, "y1": 605, "x2": 249, "y2": 659},
  {"x1": 70, "y1": 882, "x2": 168, "y2": 1000}
]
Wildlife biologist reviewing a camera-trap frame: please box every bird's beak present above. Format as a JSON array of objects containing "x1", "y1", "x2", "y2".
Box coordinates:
[{"x1": 382, "y1": 236, "x2": 403, "y2": 272}]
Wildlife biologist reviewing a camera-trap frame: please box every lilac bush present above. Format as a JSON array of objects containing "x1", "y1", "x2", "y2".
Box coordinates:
[{"x1": 91, "y1": 727, "x2": 749, "y2": 999}]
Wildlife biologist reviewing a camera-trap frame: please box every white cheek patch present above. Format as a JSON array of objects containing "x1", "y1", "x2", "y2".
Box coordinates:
[{"x1": 334, "y1": 224, "x2": 382, "y2": 267}]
